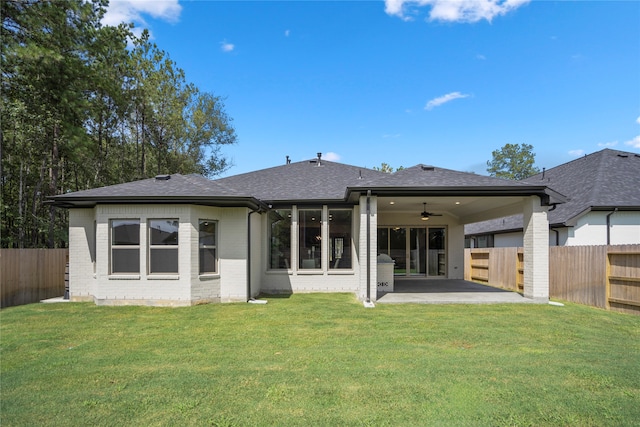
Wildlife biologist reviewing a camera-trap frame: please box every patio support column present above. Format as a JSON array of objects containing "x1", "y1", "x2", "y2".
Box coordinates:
[
  {"x1": 523, "y1": 196, "x2": 549, "y2": 302},
  {"x1": 358, "y1": 193, "x2": 377, "y2": 302}
]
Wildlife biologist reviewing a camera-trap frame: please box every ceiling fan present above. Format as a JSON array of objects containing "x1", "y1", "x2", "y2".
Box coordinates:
[{"x1": 420, "y1": 203, "x2": 442, "y2": 221}]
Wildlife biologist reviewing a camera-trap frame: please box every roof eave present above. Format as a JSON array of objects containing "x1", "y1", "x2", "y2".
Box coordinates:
[
  {"x1": 48, "y1": 195, "x2": 268, "y2": 211},
  {"x1": 563, "y1": 205, "x2": 640, "y2": 227}
]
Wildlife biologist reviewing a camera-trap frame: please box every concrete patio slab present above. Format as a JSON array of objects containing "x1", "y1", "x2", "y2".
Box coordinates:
[
  {"x1": 376, "y1": 278, "x2": 537, "y2": 304},
  {"x1": 40, "y1": 297, "x2": 69, "y2": 303}
]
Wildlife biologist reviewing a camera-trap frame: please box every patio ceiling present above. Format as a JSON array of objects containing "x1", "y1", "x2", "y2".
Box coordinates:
[{"x1": 377, "y1": 196, "x2": 527, "y2": 224}]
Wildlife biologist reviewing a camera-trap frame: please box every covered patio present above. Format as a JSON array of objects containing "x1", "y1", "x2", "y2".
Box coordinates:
[{"x1": 376, "y1": 278, "x2": 536, "y2": 304}]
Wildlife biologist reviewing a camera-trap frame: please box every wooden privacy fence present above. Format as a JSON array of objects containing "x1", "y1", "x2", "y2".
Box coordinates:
[
  {"x1": 0, "y1": 249, "x2": 68, "y2": 308},
  {"x1": 465, "y1": 245, "x2": 640, "y2": 315}
]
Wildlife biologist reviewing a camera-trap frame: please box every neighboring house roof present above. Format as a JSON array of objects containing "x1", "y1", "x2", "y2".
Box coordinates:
[{"x1": 465, "y1": 149, "x2": 640, "y2": 236}]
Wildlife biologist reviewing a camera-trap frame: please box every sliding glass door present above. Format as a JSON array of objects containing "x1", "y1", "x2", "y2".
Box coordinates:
[
  {"x1": 389, "y1": 227, "x2": 406, "y2": 275},
  {"x1": 378, "y1": 226, "x2": 446, "y2": 277}
]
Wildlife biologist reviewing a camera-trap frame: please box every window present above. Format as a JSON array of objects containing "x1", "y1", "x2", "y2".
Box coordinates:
[
  {"x1": 199, "y1": 220, "x2": 217, "y2": 274},
  {"x1": 269, "y1": 210, "x2": 291, "y2": 269},
  {"x1": 329, "y1": 209, "x2": 352, "y2": 269},
  {"x1": 149, "y1": 219, "x2": 179, "y2": 274},
  {"x1": 299, "y1": 209, "x2": 322, "y2": 269},
  {"x1": 111, "y1": 219, "x2": 140, "y2": 274}
]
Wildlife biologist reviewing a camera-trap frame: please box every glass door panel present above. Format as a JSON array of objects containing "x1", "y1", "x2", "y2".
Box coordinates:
[
  {"x1": 377, "y1": 228, "x2": 389, "y2": 255},
  {"x1": 409, "y1": 228, "x2": 426, "y2": 275},
  {"x1": 389, "y1": 227, "x2": 406, "y2": 275},
  {"x1": 428, "y1": 228, "x2": 446, "y2": 276}
]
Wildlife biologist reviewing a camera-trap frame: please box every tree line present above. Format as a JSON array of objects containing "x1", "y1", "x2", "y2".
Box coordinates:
[{"x1": 1, "y1": 0, "x2": 237, "y2": 248}]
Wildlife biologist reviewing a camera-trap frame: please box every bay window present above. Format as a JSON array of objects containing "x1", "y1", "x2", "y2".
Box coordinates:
[
  {"x1": 199, "y1": 220, "x2": 217, "y2": 274},
  {"x1": 111, "y1": 219, "x2": 140, "y2": 274},
  {"x1": 148, "y1": 219, "x2": 179, "y2": 274}
]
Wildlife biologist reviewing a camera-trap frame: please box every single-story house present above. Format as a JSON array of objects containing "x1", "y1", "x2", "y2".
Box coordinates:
[
  {"x1": 52, "y1": 153, "x2": 566, "y2": 306},
  {"x1": 465, "y1": 149, "x2": 640, "y2": 247}
]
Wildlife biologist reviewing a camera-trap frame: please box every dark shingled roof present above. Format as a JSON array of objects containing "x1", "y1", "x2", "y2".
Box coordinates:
[
  {"x1": 51, "y1": 173, "x2": 263, "y2": 209},
  {"x1": 213, "y1": 158, "x2": 387, "y2": 202},
  {"x1": 356, "y1": 164, "x2": 537, "y2": 188},
  {"x1": 465, "y1": 149, "x2": 640, "y2": 235},
  {"x1": 52, "y1": 155, "x2": 569, "y2": 208},
  {"x1": 346, "y1": 164, "x2": 565, "y2": 203}
]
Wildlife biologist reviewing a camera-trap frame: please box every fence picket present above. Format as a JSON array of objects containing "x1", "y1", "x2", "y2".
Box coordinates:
[
  {"x1": 0, "y1": 249, "x2": 69, "y2": 308},
  {"x1": 466, "y1": 245, "x2": 640, "y2": 315}
]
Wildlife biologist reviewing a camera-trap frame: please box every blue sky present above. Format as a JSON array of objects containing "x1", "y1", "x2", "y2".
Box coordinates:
[{"x1": 104, "y1": 0, "x2": 640, "y2": 176}]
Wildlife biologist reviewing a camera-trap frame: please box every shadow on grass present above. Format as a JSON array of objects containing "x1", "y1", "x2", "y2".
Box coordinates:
[{"x1": 257, "y1": 293, "x2": 293, "y2": 299}]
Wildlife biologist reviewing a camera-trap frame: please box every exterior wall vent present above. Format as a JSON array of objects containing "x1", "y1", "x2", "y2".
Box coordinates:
[
  {"x1": 421, "y1": 166, "x2": 435, "y2": 171},
  {"x1": 155, "y1": 174, "x2": 171, "y2": 180}
]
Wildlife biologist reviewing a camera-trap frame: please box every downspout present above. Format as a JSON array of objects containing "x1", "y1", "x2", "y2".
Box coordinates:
[
  {"x1": 366, "y1": 190, "x2": 372, "y2": 304},
  {"x1": 606, "y1": 208, "x2": 618, "y2": 246},
  {"x1": 247, "y1": 208, "x2": 259, "y2": 302},
  {"x1": 551, "y1": 228, "x2": 559, "y2": 246}
]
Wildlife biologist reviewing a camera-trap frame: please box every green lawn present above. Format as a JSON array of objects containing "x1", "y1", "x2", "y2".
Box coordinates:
[{"x1": 1, "y1": 294, "x2": 639, "y2": 426}]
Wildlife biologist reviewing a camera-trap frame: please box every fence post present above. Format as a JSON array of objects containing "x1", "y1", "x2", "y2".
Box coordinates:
[{"x1": 64, "y1": 261, "x2": 70, "y2": 300}]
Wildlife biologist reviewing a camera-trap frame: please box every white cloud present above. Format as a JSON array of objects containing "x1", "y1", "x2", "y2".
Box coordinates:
[
  {"x1": 383, "y1": 134, "x2": 402, "y2": 139},
  {"x1": 476, "y1": 54, "x2": 486, "y2": 60},
  {"x1": 324, "y1": 152, "x2": 341, "y2": 161},
  {"x1": 597, "y1": 141, "x2": 618, "y2": 148},
  {"x1": 425, "y1": 92, "x2": 469, "y2": 110},
  {"x1": 285, "y1": 30, "x2": 290, "y2": 37},
  {"x1": 625, "y1": 136, "x2": 640, "y2": 149},
  {"x1": 636, "y1": 116, "x2": 640, "y2": 125},
  {"x1": 568, "y1": 149, "x2": 585, "y2": 157},
  {"x1": 102, "y1": 0, "x2": 182, "y2": 27},
  {"x1": 220, "y1": 41, "x2": 235, "y2": 52},
  {"x1": 385, "y1": 0, "x2": 530, "y2": 23}
]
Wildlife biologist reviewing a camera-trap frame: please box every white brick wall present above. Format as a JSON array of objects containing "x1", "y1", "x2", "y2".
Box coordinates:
[
  {"x1": 447, "y1": 224, "x2": 465, "y2": 280},
  {"x1": 523, "y1": 196, "x2": 549, "y2": 301},
  {"x1": 66, "y1": 204, "x2": 252, "y2": 306},
  {"x1": 69, "y1": 209, "x2": 97, "y2": 301},
  {"x1": 359, "y1": 195, "x2": 377, "y2": 301},
  {"x1": 259, "y1": 205, "x2": 362, "y2": 295}
]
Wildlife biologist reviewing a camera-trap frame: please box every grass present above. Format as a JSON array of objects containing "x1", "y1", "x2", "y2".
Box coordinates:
[{"x1": 1, "y1": 293, "x2": 639, "y2": 426}]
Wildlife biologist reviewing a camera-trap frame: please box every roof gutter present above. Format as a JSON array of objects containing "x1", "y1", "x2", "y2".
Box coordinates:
[
  {"x1": 345, "y1": 186, "x2": 567, "y2": 206},
  {"x1": 48, "y1": 195, "x2": 269, "y2": 211}
]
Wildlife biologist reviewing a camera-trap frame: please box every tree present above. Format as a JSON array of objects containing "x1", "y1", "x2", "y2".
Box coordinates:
[
  {"x1": 1, "y1": 1, "x2": 237, "y2": 248},
  {"x1": 486, "y1": 143, "x2": 540, "y2": 180},
  {"x1": 373, "y1": 163, "x2": 404, "y2": 173}
]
